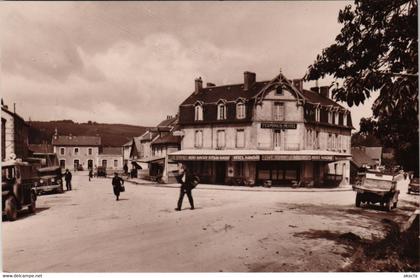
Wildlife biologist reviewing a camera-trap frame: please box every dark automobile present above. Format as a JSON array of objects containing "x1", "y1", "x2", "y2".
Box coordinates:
[
  {"x1": 36, "y1": 166, "x2": 64, "y2": 194},
  {"x1": 96, "y1": 166, "x2": 107, "y2": 177},
  {"x1": 2, "y1": 160, "x2": 38, "y2": 221},
  {"x1": 408, "y1": 177, "x2": 419, "y2": 194}
]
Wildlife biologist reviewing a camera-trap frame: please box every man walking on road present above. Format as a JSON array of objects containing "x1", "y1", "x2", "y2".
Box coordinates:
[
  {"x1": 175, "y1": 164, "x2": 197, "y2": 211},
  {"x1": 112, "y1": 172, "x2": 124, "y2": 201},
  {"x1": 64, "y1": 169, "x2": 72, "y2": 191}
]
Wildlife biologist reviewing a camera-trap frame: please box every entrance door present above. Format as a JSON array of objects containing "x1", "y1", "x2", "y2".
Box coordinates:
[
  {"x1": 215, "y1": 162, "x2": 226, "y2": 184},
  {"x1": 60, "y1": 160, "x2": 66, "y2": 169},
  {"x1": 102, "y1": 160, "x2": 107, "y2": 168},
  {"x1": 74, "y1": 160, "x2": 79, "y2": 171},
  {"x1": 87, "y1": 159, "x2": 93, "y2": 170}
]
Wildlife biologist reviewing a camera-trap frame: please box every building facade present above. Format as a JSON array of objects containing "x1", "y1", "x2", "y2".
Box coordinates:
[
  {"x1": 169, "y1": 71, "x2": 352, "y2": 187},
  {"x1": 52, "y1": 134, "x2": 101, "y2": 170},
  {"x1": 98, "y1": 147, "x2": 123, "y2": 171},
  {"x1": 1, "y1": 103, "x2": 30, "y2": 162}
]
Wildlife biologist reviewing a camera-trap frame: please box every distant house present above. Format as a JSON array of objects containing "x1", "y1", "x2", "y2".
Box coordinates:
[
  {"x1": 1, "y1": 103, "x2": 30, "y2": 161},
  {"x1": 350, "y1": 147, "x2": 377, "y2": 184},
  {"x1": 98, "y1": 147, "x2": 123, "y2": 171},
  {"x1": 52, "y1": 134, "x2": 101, "y2": 170}
]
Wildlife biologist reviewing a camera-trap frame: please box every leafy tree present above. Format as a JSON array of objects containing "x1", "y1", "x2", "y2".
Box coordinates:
[{"x1": 305, "y1": 0, "x2": 418, "y2": 174}]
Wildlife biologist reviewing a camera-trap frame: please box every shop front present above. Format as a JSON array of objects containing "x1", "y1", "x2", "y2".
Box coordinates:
[{"x1": 169, "y1": 150, "x2": 350, "y2": 187}]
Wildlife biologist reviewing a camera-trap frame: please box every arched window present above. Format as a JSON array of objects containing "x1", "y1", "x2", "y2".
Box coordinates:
[
  {"x1": 236, "y1": 101, "x2": 246, "y2": 119},
  {"x1": 217, "y1": 101, "x2": 227, "y2": 120},
  {"x1": 194, "y1": 104, "x2": 203, "y2": 121}
]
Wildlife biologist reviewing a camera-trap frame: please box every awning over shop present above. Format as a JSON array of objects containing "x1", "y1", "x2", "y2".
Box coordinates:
[
  {"x1": 168, "y1": 149, "x2": 351, "y2": 162},
  {"x1": 138, "y1": 156, "x2": 166, "y2": 164},
  {"x1": 131, "y1": 161, "x2": 143, "y2": 169}
]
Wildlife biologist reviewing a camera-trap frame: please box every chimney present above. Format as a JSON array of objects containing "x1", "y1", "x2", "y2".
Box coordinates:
[
  {"x1": 319, "y1": 86, "x2": 330, "y2": 98},
  {"x1": 244, "y1": 71, "x2": 256, "y2": 91},
  {"x1": 194, "y1": 77, "x2": 203, "y2": 94},
  {"x1": 310, "y1": 86, "x2": 320, "y2": 94},
  {"x1": 206, "y1": 82, "x2": 216, "y2": 87},
  {"x1": 292, "y1": 79, "x2": 303, "y2": 92}
]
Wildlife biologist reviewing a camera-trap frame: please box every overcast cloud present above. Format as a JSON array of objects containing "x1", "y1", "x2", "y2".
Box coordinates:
[{"x1": 1, "y1": 1, "x2": 373, "y2": 128}]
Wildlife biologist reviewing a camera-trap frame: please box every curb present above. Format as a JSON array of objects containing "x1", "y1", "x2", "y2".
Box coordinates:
[{"x1": 122, "y1": 178, "x2": 353, "y2": 193}]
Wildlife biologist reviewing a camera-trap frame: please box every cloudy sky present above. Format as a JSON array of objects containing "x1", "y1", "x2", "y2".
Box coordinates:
[{"x1": 1, "y1": 1, "x2": 373, "y2": 128}]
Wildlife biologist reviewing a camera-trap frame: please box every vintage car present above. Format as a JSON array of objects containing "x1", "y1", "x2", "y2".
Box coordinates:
[
  {"x1": 2, "y1": 160, "x2": 38, "y2": 221},
  {"x1": 408, "y1": 177, "x2": 419, "y2": 194},
  {"x1": 353, "y1": 170, "x2": 403, "y2": 211},
  {"x1": 96, "y1": 166, "x2": 107, "y2": 177},
  {"x1": 36, "y1": 166, "x2": 64, "y2": 194}
]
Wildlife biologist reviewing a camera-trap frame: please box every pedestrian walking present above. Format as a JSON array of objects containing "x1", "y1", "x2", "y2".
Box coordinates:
[
  {"x1": 64, "y1": 169, "x2": 72, "y2": 191},
  {"x1": 89, "y1": 168, "x2": 93, "y2": 182},
  {"x1": 112, "y1": 172, "x2": 124, "y2": 201},
  {"x1": 175, "y1": 164, "x2": 198, "y2": 211}
]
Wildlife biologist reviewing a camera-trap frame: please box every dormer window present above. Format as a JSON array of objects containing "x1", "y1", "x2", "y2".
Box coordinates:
[
  {"x1": 194, "y1": 103, "x2": 203, "y2": 121},
  {"x1": 236, "y1": 100, "x2": 246, "y2": 119},
  {"x1": 217, "y1": 101, "x2": 227, "y2": 120}
]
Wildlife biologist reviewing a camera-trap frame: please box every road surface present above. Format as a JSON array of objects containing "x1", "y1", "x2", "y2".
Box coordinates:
[{"x1": 2, "y1": 172, "x2": 418, "y2": 272}]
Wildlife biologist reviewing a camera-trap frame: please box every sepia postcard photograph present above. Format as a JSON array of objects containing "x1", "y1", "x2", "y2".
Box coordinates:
[{"x1": 1, "y1": 1, "x2": 418, "y2": 276}]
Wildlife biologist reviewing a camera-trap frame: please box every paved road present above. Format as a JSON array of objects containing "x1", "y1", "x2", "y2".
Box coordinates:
[{"x1": 2, "y1": 172, "x2": 418, "y2": 272}]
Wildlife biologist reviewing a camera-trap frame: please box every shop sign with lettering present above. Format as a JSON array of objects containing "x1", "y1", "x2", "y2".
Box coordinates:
[
  {"x1": 262, "y1": 155, "x2": 311, "y2": 161},
  {"x1": 168, "y1": 155, "x2": 230, "y2": 161},
  {"x1": 232, "y1": 155, "x2": 260, "y2": 161},
  {"x1": 261, "y1": 123, "x2": 297, "y2": 129}
]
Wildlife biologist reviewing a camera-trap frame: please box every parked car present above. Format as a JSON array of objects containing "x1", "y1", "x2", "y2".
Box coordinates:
[
  {"x1": 353, "y1": 170, "x2": 403, "y2": 211},
  {"x1": 96, "y1": 166, "x2": 107, "y2": 177},
  {"x1": 35, "y1": 166, "x2": 64, "y2": 195},
  {"x1": 408, "y1": 177, "x2": 419, "y2": 194},
  {"x1": 2, "y1": 160, "x2": 38, "y2": 221}
]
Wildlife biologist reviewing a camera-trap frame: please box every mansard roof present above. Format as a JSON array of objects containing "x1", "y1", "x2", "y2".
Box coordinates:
[{"x1": 180, "y1": 82, "x2": 268, "y2": 106}]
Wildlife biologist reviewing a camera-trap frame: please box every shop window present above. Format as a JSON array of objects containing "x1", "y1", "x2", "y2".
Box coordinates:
[
  {"x1": 194, "y1": 130, "x2": 203, "y2": 148},
  {"x1": 217, "y1": 102, "x2": 226, "y2": 120},
  {"x1": 217, "y1": 130, "x2": 226, "y2": 148},
  {"x1": 236, "y1": 129, "x2": 245, "y2": 148},
  {"x1": 273, "y1": 102, "x2": 285, "y2": 121},
  {"x1": 285, "y1": 169, "x2": 297, "y2": 180},
  {"x1": 194, "y1": 104, "x2": 203, "y2": 121},
  {"x1": 236, "y1": 101, "x2": 246, "y2": 119},
  {"x1": 235, "y1": 162, "x2": 244, "y2": 177}
]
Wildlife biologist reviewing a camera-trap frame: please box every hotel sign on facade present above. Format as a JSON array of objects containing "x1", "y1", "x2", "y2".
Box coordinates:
[
  {"x1": 260, "y1": 122, "x2": 297, "y2": 129},
  {"x1": 169, "y1": 154, "x2": 342, "y2": 162}
]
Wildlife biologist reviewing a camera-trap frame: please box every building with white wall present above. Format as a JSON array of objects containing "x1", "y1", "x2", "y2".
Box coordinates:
[{"x1": 169, "y1": 71, "x2": 352, "y2": 187}]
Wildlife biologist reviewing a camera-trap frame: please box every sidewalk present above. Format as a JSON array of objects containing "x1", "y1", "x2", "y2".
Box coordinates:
[{"x1": 123, "y1": 177, "x2": 353, "y2": 193}]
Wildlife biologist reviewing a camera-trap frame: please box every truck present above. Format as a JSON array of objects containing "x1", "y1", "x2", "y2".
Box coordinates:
[
  {"x1": 353, "y1": 170, "x2": 404, "y2": 211},
  {"x1": 2, "y1": 160, "x2": 38, "y2": 221},
  {"x1": 35, "y1": 166, "x2": 64, "y2": 194}
]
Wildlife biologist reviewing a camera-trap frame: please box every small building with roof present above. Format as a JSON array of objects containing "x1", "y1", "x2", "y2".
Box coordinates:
[
  {"x1": 52, "y1": 133, "x2": 101, "y2": 170},
  {"x1": 98, "y1": 147, "x2": 123, "y2": 171}
]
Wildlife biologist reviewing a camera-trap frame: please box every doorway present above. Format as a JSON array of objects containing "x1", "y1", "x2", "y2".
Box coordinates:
[
  {"x1": 215, "y1": 162, "x2": 226, "y2": 184},
  {"x1": 87, "y1": 159, "x2": 93, "y2": 170}
]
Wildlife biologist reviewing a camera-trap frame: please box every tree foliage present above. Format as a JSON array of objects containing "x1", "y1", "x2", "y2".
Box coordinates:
[{"x1": 306, "y1": 0, "x2": 418, "y2": 174}]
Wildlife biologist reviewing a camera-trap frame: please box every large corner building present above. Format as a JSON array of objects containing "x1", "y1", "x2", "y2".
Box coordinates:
[{"x1": 168, "y1": 71, "x2": 353, "y2": 187}]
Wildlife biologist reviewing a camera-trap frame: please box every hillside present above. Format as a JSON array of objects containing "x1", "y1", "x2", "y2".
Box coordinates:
[{"x1": 28, "y1": 120, "x2": 150, "y2": 147}]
